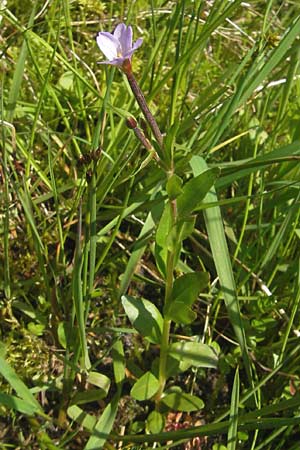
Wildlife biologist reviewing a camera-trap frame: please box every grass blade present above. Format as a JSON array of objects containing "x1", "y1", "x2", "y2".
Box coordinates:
[
  {"x1": 190, "y1": 156, "x2": 252, "y2": 383},
  {"x1": 227, "y1": 367, "x2": 240, "y2": 450},
  {"x1": 83, "y1": 394, "x2": 120, "y2": 450},
  {"x1": 5, "y1": 1, "x2": 38, "y2": 122},
  {"x1": 0, "y1": 355, "x2": 41, "y2": 412}
]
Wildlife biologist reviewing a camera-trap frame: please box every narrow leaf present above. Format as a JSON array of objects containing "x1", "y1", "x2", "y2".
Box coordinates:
[
  {"x1": 190, "y1": 156, "x2": 252, "y2": 384},
  {"x1": 71, "y1": 389, "x2": 107, "y2": 406},
  {"x1": 84, "y1": 394, "x2": 119, "y2": 450},
  {"x1": 166, "y1": 174, "x2": 183, "y2": 200},
  {"x1": 227, "y1": 368, "x2": 240, "y2": 450},
  {"x1": 155, "y1": 202, "x2": 173, "y2": 278},
  {"x1": 177, "y1": 168, "x2": 219, "y2": 218}
]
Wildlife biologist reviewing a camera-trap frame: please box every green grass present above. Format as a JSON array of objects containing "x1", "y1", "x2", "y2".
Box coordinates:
[{"x1": 0, "y1": 0, "x2": 300, "y2": 449}]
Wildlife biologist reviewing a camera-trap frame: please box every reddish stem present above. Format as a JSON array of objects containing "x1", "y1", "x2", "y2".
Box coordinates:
[{"x1": 122, "y1": 59, "x2": 164, "y2": 149}]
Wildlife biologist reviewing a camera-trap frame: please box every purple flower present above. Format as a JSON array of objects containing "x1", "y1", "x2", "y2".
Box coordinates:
[{"x1": 96, "y1": 23, "x2": 143, "y2": 66}]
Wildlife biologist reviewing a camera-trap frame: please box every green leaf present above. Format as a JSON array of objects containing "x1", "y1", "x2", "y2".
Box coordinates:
[
  {"x1": 161, "y1": 391, "x2": 204, "y2": 412},
  {"x1": 166, "y1": 216, "x2": 196, "y2": 254},
  {"x1": 165, "y1": 305, "x2": 196, "y2": 325},
  {"x1": 72, "y1": 243, "x2": 91, "y2": 370},
  {"x1": 67, "y1": 405, "x2": 97, "y2": 431},
  {"x1": 166, "y1": 174, "x2": 183, "y2": 200},
  {"x1": 165, "y1": 272, "x2": 209, "y2": 324},
  {"x1": 130, "y1": 421, "x2": 145, "y2": 433},
  {"x1": 155, "y1": 202, "x2": 173, "y2": 278},
  {"x1": 130, "y1": 372, "x2": 160, "y2": 401},
  {"x1": 83, "y1": 393, "x2": 119, "y2": 450},
  {"x1": 111, "y1": 340, "x2": 125, "y2": 388},
  {"x1": 190, "y1": 156, "x2": 252, "y2": 384},
  {"x1": 27, "y1": 322, "x2": 45, "y2": 336},
  {"x1": 227, "y1": 368, "x2": 240, "y2": 450},
  {"x1": 0, "y1": 392, "x2": 38, "y2": 416},
  {"x1": 0, "y1": 355, "x2": 41, "y2": 412},
  {"x1": 71, "y1": 389, "x2": 107, "y2": 405},
  {"x1": 177, "y1": 168, "x2": 219, "y2": 218},
  {"x1": 118, "y1": 204, "x2": 159, "y2": 298},
  {"x1": 217, "y1": 140, "x2": 300, "y2": 189},
  {"x1": 57, "y1": 321, "x2": 67, "y2": 349},
  {"x1": 172, "y1": 272, "x2": 209, "y2": 305},
  {"x1": 6, "y1": 3, "x2": 38, "y2": 122},
  {"x1": 169, "y1": 341, "x2": 218, "y2": 370},
  {"x1": 87, "y1": 372, "x2": 110, "y2": 393},
  {"x1": 58, "y1": 70, "x2": 74, "y2": 91},
  {"x1": 164, "y1": 121, "x2": 180, "y2": 160},
  {"x1": 146, "y1": 410, "x2": 165, "y2": 434},
  {"x1": 164, "y1": 355, "x2": 181, "y2": 378},
  {"x1": 122, "y1": 295, "x2": 163, "y2": 344}
]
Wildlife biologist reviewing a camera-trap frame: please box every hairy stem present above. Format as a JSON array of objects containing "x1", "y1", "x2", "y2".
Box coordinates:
[{"x1": 122, "y1": 60, "x2": 164, "y2": 148}]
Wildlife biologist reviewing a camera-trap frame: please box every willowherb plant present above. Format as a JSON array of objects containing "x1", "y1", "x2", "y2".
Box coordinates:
[
  {"x1": 96, "y1": 22, "x2": 219, "y2": 429},
  {"x1": 2, "y1": 1, "x2": 300, "y2": 448}
]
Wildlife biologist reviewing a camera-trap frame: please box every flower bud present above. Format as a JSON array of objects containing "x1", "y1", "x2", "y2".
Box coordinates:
[{"x1": 126, "y1": 117, "x2": 137, "y2": 129}]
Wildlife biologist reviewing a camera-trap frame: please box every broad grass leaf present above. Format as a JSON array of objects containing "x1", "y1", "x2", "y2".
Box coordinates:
[
  {"x1": 130, "y1": 372, "x2": 160, "y2": 401},
  {"x1": 0, "y1": 392, "x2": 39, "y2": 416},
  {"x1": 217, "y1": 141, "x2": 300, "y2": 189},
  {"x1": 67, "y1": 405, "x2": 97, "y2": 431},
  {"x1": 71, "y1": 389, "x2": 108, "y2": 406},
  {"x1": 87, "y1": 372, "x2": 110, "y2": 392},
  {"x1": 111, "y1": 340, "x2": 125, "y2": 387},
  {"x1": 0, "y1": 356, "x2": 41, "y2": 412},
  {"x1": 122, "y1": 295, "x2": 163, "y2": 344},
  {"x1": 118, "y1": 209, "x2": 157, "y2": 298},
  {"x1": 83, "y1": 394, "x2": 119, "y2": 450}
]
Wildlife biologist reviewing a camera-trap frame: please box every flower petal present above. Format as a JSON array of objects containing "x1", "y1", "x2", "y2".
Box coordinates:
[
  {"x1": 96, "y1": 24, "x2": 142, "y2": 67},
  {"x1": 113, "y1": 23, "x2": 126, "y2": 41},
  {"x1": 123, "y1": 38, "x2": 143, "y2": 60},
  {"x1": 132, "y1": 38, "x2": 143, "y2": 51},
  {"x1": 121, "y1": 25, "x2": 133, "y2": 55},
  {"x1": 98, "y1": 57, "x2": 126, "y2": 66},
  {"x1": 96, "y1": 32, "x2": 120, "y2": 60}
]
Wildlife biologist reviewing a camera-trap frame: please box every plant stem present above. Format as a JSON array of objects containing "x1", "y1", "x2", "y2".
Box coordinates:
[
  {"x1": 122, "y1": 60, "x2": 176, "y2": 404},
  {"x1": 122, "y1": 60, "x2": 164, "y2": 148},
  {"x1": 156, "y1": 318, "x2": 171, "y2": 403},
  {"x1": 156, "y1": 199, "x2": 177, "y2": 404}
]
